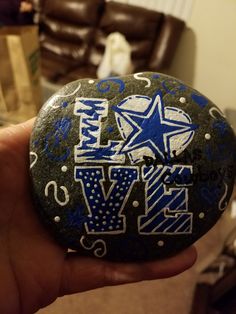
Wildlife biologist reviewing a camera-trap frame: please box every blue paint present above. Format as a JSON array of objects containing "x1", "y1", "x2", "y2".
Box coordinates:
[
  {"x1": 139, "y1": 165, "x2": 193, "y2": 234},
  {"x1": 75, "y1": 98, "x2": 125, "y2": 162},
  {"x1": 162, "y1": 79, "x2": 187, "y2": 95},
  {"x1": 97, "y1": 77, "x2": 125, "y2": 93},
  {"x1": 67, "y1": 205, "x2": 88, "y2": 229},
  {"x1": 75, "y1": 167, "x2": 138, "y2": 233},
  {"x1": 152, "y1": 74, "x2": 160, "y2": 79},
  {"x1": 107, "y1": 126, "x2": 114, "y2": 133},
  {"x1": 33, "y1": 139, "x2": 40, "y2": 147},
  {"x1": 191, "y1": 93, "x2": 208, "y2": 108},
  {"x1": 213, "y1": 120, "x2": 229, "y2": 136},
  {"x1": 44, "y1": 117, "x2": 71, "y2": 162},
  {"x1": 62, "y1": 101, "x2": 68, "y2": 108},
  {"x1": 113, "y1": 92, "x2": 197, "y2": 161},
  {"x1": 200, "y1": 186, "x2": 221, "y2": 205}
]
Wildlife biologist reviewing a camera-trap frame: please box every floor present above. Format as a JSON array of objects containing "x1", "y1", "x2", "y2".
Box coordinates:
[{"x1": 37, "y1": 208, "x2": 236, "y2": 314}]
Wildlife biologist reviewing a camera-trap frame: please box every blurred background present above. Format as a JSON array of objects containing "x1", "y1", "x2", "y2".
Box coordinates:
[{"x1": 0, "y1": 0, "x2": 236, "y2": 313}]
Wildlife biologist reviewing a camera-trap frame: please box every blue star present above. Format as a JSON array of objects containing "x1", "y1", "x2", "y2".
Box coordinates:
[{"x1": 113, "y1": 92, "x2": 198, "y2": 161}]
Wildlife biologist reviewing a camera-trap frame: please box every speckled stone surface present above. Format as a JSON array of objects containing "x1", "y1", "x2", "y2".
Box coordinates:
[{"x1": 30, "y1": 72, "x2": 236, "y2": 262}]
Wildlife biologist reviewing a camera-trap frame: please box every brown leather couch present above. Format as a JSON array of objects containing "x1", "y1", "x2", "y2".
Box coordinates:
[{"x1": 37, "y1": 0, "x2": 185, "y2": 84}]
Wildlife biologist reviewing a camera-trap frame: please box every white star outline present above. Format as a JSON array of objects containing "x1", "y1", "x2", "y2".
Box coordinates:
[{"x1": 113, "y1": 91, "x2": 197, "y2": 163}]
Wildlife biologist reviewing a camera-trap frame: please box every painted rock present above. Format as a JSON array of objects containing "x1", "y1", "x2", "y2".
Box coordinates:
[{"x1": 30, "y1": 72, "x2": 236, "y2": 262}]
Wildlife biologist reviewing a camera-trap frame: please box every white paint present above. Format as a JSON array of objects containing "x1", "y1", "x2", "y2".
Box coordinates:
[
  {"x1": 179, "y1": 97, "x2": 186, "y2": 104},
  {"x1": 88, "y1": 80, "x2": 95, "y2": 84},
  {"x1": 133, "y1": 72, "x2": 151, "y2": 87},
  {"x1": 209, "y1": 107, "x2": 226, "y2": 119},
  {"x1": 30, "y1": 152, "x2": 38, "y2": 169},
  {"x1": 218, "y1": 182, "x2": 228, "y2": 211},
  {"x1": 157, "y1": 240, "x2": 164, "y2": 247},
  {"x1": 80, "y1": 235, "x2": 107, "y2": 258},
  {"x1": 61, "y1": 166, "x2": 68, "y2": 172},
  {"x1": 199, "y1": 212, "x2": 205, "y2": 219},
  {"x1": 133, "y1": 201, "x2": 139, "y2": 207},
  {"x1": 45, "y1": 181, "x2": 70, "y2": 206},
  {"x1": 54, "y1": 216, "x2": 61, "y2": 223},
  {"x1": 205, "y1": 133, "x2": 211, "y2": 140}
]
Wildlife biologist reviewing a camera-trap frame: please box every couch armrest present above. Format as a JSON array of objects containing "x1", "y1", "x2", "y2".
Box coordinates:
[{"x1": 148, "y1": 15, "x2": 185, "y2": 70}]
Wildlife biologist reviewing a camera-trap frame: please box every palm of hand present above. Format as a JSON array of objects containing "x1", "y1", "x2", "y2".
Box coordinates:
[{"x1": 0, "y1": 120, "x2": 197, "y2": 314}]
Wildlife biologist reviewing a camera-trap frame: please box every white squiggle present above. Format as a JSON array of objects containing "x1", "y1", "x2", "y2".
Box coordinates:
[
  {"x1": 209, "y1": 107, "x2": 226, "y2": 119},
  {"x1": 133, "y1": 72, "x2": 151, "y2": 88},
  {"x1": 30, "y1": 152, "x2": 38, "y2": 169},
  {"x1": 218, "y1": 182, "x2": 228, "y2": 211},
  {"x1": 50, "y1": 83, "x2": 81, "y2": 108},
  {"x1": 45, "y1": 181, "x2": 70, "y2": 206},
  {"x1": 80, "y1": 235, "x2": 107, "y2": 258}
]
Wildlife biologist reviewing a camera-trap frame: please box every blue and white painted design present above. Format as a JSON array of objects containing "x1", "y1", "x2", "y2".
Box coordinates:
[
  {"x1": 73, "y1": 89, "x2": 197, "y2": 236},
  {"x1": 113, "y1": 92, "x2": 197, "y2": 164},
  {"x1": 75, "y1": 166, "x2": 139, "y2": 234},
  {"x1": 138, "y1": 165, "x2": 193, "y2": 234}
]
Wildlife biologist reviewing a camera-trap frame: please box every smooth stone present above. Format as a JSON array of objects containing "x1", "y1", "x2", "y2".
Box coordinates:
[{"x1": 30, "y1": 72, "x2": 236, "y2": 262}]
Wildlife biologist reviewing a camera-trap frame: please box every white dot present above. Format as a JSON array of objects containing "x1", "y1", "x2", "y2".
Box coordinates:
[
  {"x1": 95, "y1": 200, "x2": 99, "y2": 203},
  {"x1": 102, "y1": 221, "x2": 107, "y2": 225},
  {"x1": 89, "y1": 196, "x2": 93, "y2": 199},
  {"x1": 86, "y1": 183, "x2": 90, "y2": 187},
  {"x1": 54, "y1": 216, "x2": 61, "y2": 223},
  {"x1": 102, "y1": 216, "x2": 106, "y2": 219},
  {"x1": 205, "y1": 133, "x2": 211, "y2": 140},
  {"x1": 110, "y1": 220, "x2": 114, "y2": 223},
  {"x1": 125, "y1": 171, "x2": 129, "y2": 174},
  {"x1": 96, "y1": 171, "x2": 100, "y2": 174},
  {"x1": 109, "y1": 226, "x2": 113, "y2": 230},
  {"x1": 106, "y1": 211, "x2": 110, "y2": 215},
  {"x1": 115, "y1": 203, "x2": 120, "y2": 207},
  {"x1": 89, "y1": 79, "x2": 95, "y2": 84},
  {"x1": 92, "y1": 206, "x2": 96, "y2": 209},
  {"x1": 179, "y1": 97, "x2": 186, "y2": 104},
  {"x1": 96, "y1": 223, "x2": 99, "y2": 227},
  {"x1": 199, "y1": 212, "x2": 205, "y2": 219},
  {"x1": 112, "y1": 216, "x2": 116, "y2": 219},
  {"x1": 92, "y1": 189, "x2": 95, "y2": 194},
  {"x1": 61, "y1": 166, "x2": 68, "y2": 172},
  {"x1": 116, "y1": 193, "x2": 120, "y2": 197},
  {"x1": 120, "y1": 196, "x2": 124, "y2": 200},
  {"x1": 133, "y1": 201, "x2": 139, "y2": 207},
  {"x1": 158, "y1": 240, "x2": 164, "y2": 247},
  {"x1": 99, "y1": 210, "x2": 103, "y2": 214},
  {"x1": 102, "y1": 203, "x2": 105, "y2": 207},
  {"x1": 79, "y1": 172, "x2": 83, "y2": 176},
  {"x1": 94, "y1": 184, "x2": 98, "y2": 188},
  {"x1": 95, "y1": 216, "x2": 99, "y2": 220},
  {"x1": 109, "y1": 203, "x2": 113, "y2": 206}
]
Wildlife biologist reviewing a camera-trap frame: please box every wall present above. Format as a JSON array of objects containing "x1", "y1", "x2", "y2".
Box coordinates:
[
  {"x1": 107, "y1": 0, "x2": 194, "y2": 21},
  {"x1": 166, "y1": 0, "x2": 236, "y2": 111}
]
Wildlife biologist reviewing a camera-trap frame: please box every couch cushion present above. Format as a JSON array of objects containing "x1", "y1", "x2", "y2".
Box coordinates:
[
  {"x1": 89, "y1": 1, "x2": 163, "y2": 69},
  {"x1": 41, "y1": 33, "x2": 88, "y2": 62},
  {"x1": 43, "y1": 0, "x2": 104, "y2": 26},
  {"x1": 42, "y1": 17, "x2": 93, "y2": 43}
]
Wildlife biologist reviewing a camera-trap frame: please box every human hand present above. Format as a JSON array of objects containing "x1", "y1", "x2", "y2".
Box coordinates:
[
  {"x1": 0, "y1": 120, "x2": 197, "y2": 314},
  {"x1": 20, "y1": 1, "x2": 33, "y2": 13}
]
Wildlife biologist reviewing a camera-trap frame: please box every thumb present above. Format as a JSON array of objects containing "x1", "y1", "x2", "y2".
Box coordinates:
[{"x1": 59, "y1": 246, "x2": 197, "y2": 296}]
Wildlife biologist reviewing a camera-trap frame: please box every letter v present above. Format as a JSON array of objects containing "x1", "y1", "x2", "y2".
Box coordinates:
[{"x1": 75, "y1": 166, "x2": 139, "y2": 234}]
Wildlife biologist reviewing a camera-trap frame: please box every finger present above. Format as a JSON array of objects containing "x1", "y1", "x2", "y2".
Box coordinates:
[
  {"x1": 59, "y1": 245, "x2": 197, "y2": 296},
  {"x1": 0, "y1": 118, "x2": 35, "y2": 156}
]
